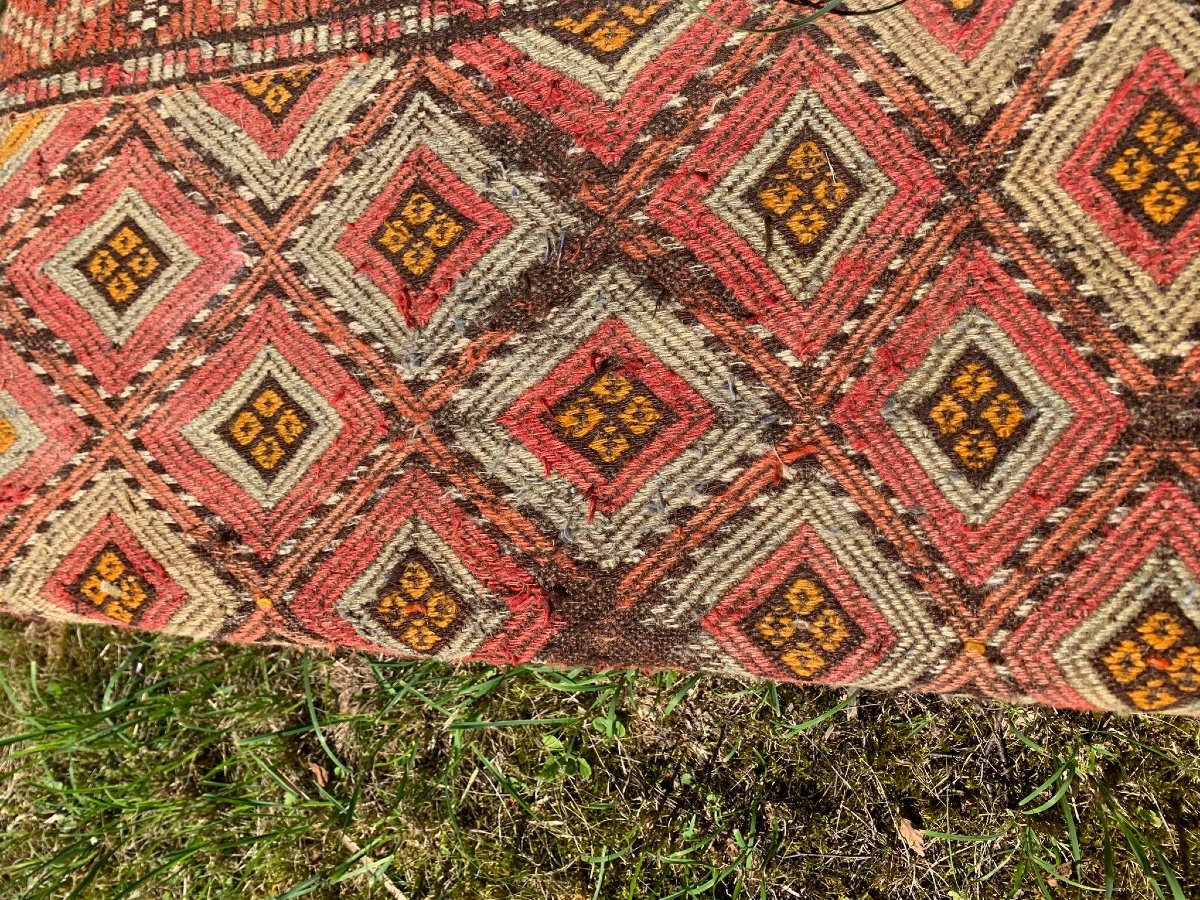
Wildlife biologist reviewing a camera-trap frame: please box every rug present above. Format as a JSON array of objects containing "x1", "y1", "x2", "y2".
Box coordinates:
[{"x1": 0, "y1": 0, "x2": 1197, "y2": 714}]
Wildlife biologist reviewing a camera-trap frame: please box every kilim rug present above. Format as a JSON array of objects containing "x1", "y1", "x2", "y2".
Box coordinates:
[{"x1": 0, "y1": 0, "x2": 1197, "y2": 715}]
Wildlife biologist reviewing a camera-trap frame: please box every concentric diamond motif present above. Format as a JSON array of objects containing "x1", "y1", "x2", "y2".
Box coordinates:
[
  {"x1": 42, "y1": 187, "x2": 200, "y2": 346},
  {"x1": 500, "y1": 318, "x2": 712, "y2": 514},
  {"x1": 669, "y1": 477, "x2": 948, "y2": 689},
  {"x1": 920, "y1": 350, "x2": 1032, "y2": 484},
  {"x1": 650, "y1": 43, "x2": 935, "y2": 359},
  {"x1": 5, "y1": 471, "x2": 241, "y2": 636},
  {"x1": 833, "y1": 245, "x2": 1127, "y2": 586},
  {"x1": 1008, "y1": 483, "x2": 1200, "y2": 714},
  {"x1": 451, "y1": 0, "x2": 742, "y2": 164},
  {"x1": 1006, "y1": 8, "x2": 1200, "y2": 352},
  {"x1": 156, "y1": 58, "x2": 391, "y2": 210},
  {"x1": 0, "y1": 342, "x2": 88, "y2": 517},
  {"x1": 550, "y1": 369, "x2": 675, "y2": 472},
  {"x1": 868, "y1": 0, "x2": 1056, "y2": 118},
  {"x1": 888, "y1": 312, "x2": 1072, "y2": 521},
  {"x1": 142, "y1": 290, "x2": 386, "y2": 556},
  {"x1": 1059, "y1": 69, "x2": 1200, "y2": 287},
  {"x1": 295, "y1": 90, "x2": 573, "y2": 368},
  {"x1": 335, "y1": 146, "x2": 511, "y2": 331},
  {"x1": 450, "y1": 265, "x2": 771, "y2": 570},
  {"x1": 1060, "y1": 51, "x2": 1200, "y2": 290},
  {"x1": 7, "y1": 140, "x2": 239, "y2": 392},
  {"x1": 292, "y1": 468, "x2": 558, "y2": 662}
]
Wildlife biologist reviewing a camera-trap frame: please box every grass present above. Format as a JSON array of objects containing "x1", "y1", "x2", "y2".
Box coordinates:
[{"x1": 1, "y1": 619, "x2": 1199, "y2": 899}]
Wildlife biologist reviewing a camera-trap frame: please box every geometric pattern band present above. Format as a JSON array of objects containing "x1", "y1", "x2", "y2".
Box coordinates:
[{"x1": 0, "y1": 0, "x2": 1198, "y2": 713}]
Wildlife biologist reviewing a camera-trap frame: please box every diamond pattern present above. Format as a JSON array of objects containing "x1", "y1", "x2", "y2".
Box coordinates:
[
  {"x1": 886, "y1": 309, "x2": 1074, "y2": 523},
  {"x1": 1006, "y1": 5, "x2": 1200, "y2": 353},
  {"x1": 142, "y1": 289, "x2": 387, "y2": 556},
  {"x1": 5, "y1": 470, "x2": 241, "y2": 634},
  {"x1": 499, "y1": 318, "x2": 712, "y2": 513},
  {"x1": 450, "y1": 265, "x2": 772, "y2": 570},
  {"x1": 650, "y1": 41, "x2": 936, "y2": 359},
  {"x1": 865, "y1": 0, "x2": 1058, "y2": 119},
  {"x1": 1057, "y1": 61, "x2": 1200, "y2": 289},
  {"x1": 1008, "y1": 483, "x2": 1200, "y2": 714},
  {"x1": 656, "y1": 476, "x2": 950, "y2": 690},
  {"x1": 294, "y1": 89, "x2": 574, "y2": 369},
  {"x1": 292, "y1": 468, "x2": 558, "y2": 661},
  {"x1": 0, "y1": 0, "x2": 1196, "y2": 713},
  {"x1": 832, "y1": 245, "x2": 1126, "y2": 586},
  {"x1": 451, "y1": 0, "x2": 742, "y2": 164},
  {"x1": 155, "y1": 58, "x2": 392, "y2": 210},
  {"x1": 7, "y1": 139, "x2": 239, "y2": 392}
]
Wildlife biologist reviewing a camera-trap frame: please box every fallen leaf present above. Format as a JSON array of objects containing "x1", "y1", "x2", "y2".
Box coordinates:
[
  {"x1": 899, "y1": 818, "x2": 926, "y2": 857},
  {"x1": 308, "y1": 762, "x2": 329, "y2": 787}
]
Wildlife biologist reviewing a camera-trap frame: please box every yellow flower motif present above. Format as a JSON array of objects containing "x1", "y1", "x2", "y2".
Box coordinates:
[
  {"x1": 1137, "y1": 611, "x2": 1184, "y2": 651},
  {"x1": 1102, "y1": 639, "x2": 1145, "y2": 684},
  {"x1": 781, "y1": 644, "x2": 826, "y2": 679}
]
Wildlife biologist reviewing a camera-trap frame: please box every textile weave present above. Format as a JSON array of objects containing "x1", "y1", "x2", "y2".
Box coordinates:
[{"x1": 0, "y1": 0, "x2": 1198, "y2": 713}]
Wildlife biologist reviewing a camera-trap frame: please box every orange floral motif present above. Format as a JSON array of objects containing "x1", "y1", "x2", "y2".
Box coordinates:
[
  {"x1": 238, "y1": 69, "x2": 316, "y2": 117},
  {"x1": 551, "y1": 371, "x2": 666, "y2": 467},
  {"x1": 758, "y1": 141, "x2": 856, "y2": 252},
  {"x1": 223, "y1": 379, "x2": 312, "y2": 476},
  {"x1": 75, "y1": 545, "x2": 153, "y2": 624},
  {"x1": 1100, "y1": 605, "x2": 1200, "y2": 711},
  {"x1": 1101, "y1": 102, "x2": 1200, "y2": 236},
  {"x1": 923, "y1": 355, "x2": 1028, "y2": 480},
  {"x1": 751, "y1": 573, "x2": 855, "y2": 679},
  {"x1": 372, "y1": 555, "x2": 462, "y2": 653},
  {"x1": 375, "y1": 187, "x2": 467, "y2": 280},
  {"x1": 554, "y1": 4, "x2": 664, "y2": 56},
  {"x1": 79, "y1": 220, "x2": 164, "y2": 306}
]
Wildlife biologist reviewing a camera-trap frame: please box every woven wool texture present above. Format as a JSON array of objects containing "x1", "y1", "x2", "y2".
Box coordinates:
[{"x1": 0, "y1": 0, "x2": 1197, "y2": 714}]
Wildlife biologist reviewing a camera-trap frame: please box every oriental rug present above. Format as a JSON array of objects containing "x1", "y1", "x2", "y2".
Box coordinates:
[{"x1": 0, "y1": 0, "x2": 1197, "y2": 714}]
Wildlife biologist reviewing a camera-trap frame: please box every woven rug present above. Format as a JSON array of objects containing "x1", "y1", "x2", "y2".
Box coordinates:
[{"x1": 0, "y1": 0, "x2": 1197, "y2": 714}]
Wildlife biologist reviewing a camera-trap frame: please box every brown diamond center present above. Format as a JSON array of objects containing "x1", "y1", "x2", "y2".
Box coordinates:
[
  {"x1": 553, "y1": 2, "x2": 665, "y2": 61},
  {"x1": 1096, "y1": 96, "x2": 1200, "y2": 241},
  {"x1": 918, "y1": 348, "x2": 1031, "y2": 486},
  {"x1": 238, "y1": 69, "x2": 317, "y2": 120},
  {"x1": 548, "y1": 370, "x2": 676, "y2": 474},
  {"x1": 74, "y1": 542, "x2": 155, "y2": 625},
  {"x1": 76, "y1": 218, "x2": 168, "y2": 309},
  {"x1": 746, "y1": 568, "x2": 860, "y2": 679},
  {"x1": 751, "y1": 136, "x2": 861, "y2": 257},
  {"x1": 368, "y1": 550, "x2": 463, "y2": 653},
  {"x1": 373, "y1": 181, "x2": 471, "y2": 286},
  {"x1": 220, "y1": 375, "x2": 314, "y2": 479},
  {"x1": 1098, "y1": 588, "x2": 1200, "y2": 712}
]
